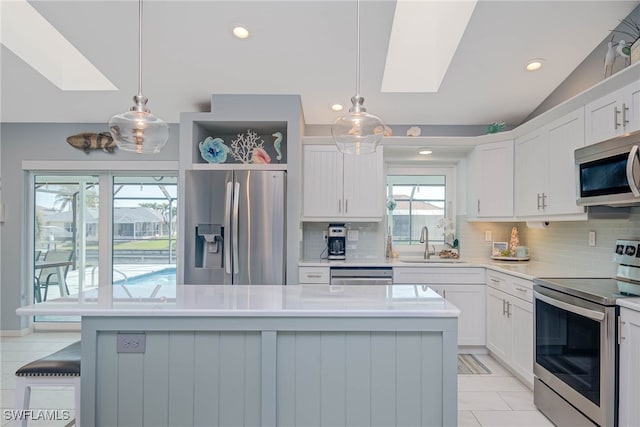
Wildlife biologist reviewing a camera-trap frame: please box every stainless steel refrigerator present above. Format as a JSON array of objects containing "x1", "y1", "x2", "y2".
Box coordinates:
[{"x1": 184, "y1": 170, "x2": 286, "y2": 285}]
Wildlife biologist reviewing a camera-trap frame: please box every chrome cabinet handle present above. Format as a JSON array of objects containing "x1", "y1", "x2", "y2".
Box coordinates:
[
  {"x1": 619, "y1": 317, "x2": 626, "y2": 344},
  {"x1": 307, "y1": 274, "x2": 322, "y2": 278},
  {"x1": 477, "y1": 199, "x2": 480, "y2": 214},
  {"x1": 506, "y1": 301, "x2": 512, "y2": 318},
  {"x1": 515, "y1": 287, "x2": 528, "y2": 293},
  {"x1": 338, "y1": 199, "x2": 342, "y2": 213},
  {"x1": 536, "y1": 193, "x2": 541, "y2": 210},
  {"x1": 345, "y1": 199, "x2": 348, "y2": 214},
  {"x1": 502, "y1": 299, "x2": 507, "y2": 316},
  {"x1": 490, "y1": 278, "x2": 500, "y2": 283},
  {"x1": 615, "y1": 106, "x2": 621, "y2": 129},
  {"x1": 443, "y1": 289, "x2": 446, "y2": 299},
  {"x1": 541, "y1": 193, "x2": 547, "y2": 209},
  {"x1": 623, "y1": 103, "x2": 629, "y2": 127}
]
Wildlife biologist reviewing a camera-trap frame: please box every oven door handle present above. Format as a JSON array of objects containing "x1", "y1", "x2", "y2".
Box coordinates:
[
  {"x1": 534, "y1": 291, "x2": 605, "y2": 321},
  {"x1": 626, "y1": 144, "x2": 640, "y2": 197}
]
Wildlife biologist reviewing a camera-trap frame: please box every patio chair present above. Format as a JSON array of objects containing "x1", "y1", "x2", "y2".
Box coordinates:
[{"x1": 35, "y1": 249, "x2": 74, "y2": 301}]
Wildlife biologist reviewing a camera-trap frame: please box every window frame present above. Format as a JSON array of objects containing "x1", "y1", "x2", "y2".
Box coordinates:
[
  {"x1": 385, "y1": 165, "x2": 457, "y2": 255},
  {"x1": 23, "y1": 160, "x2": 178, "y2": 327}
]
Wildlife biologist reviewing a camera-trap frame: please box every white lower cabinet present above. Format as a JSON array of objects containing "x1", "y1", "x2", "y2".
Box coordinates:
[
  {"x1": 393, "y1": 267, "x2": 486, "y2": 347},
  {"x1": 619, "y1": 307, "x2": 640, "y2": 427},
  {"x1": 486, "y1": 271, "x2": 533, "y2": 387},
  {"x1": 432, "y1": 284, "x2": 486, "y2": 346}
]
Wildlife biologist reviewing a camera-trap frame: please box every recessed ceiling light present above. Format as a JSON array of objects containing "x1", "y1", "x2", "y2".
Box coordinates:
[
  {"x1": 233, "y1": 27, "x2": 250, "y2": 39},
  {"x1": 526, "y1": 59, "x2": 544, "y2": 72},
  {"x1": 419, "y1": 149, "x2": 433, "y2": 155},
  {"x1": 331, "y1": 104, "x2": 344, "y2": 112}
]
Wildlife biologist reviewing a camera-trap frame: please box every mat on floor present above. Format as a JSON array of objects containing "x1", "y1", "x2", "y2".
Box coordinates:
[{"x1": 457, "y1": 354, "x2": 492, "y2": 374}]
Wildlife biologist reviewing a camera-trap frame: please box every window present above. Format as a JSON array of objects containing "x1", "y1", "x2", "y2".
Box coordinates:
[
  {"x1": 31, "y1": 172, "x2": 178, "y2": 322},
  {"x1": 386, "y1": 167, "x2": 456, "y2": 249},
  {"x1": 112, "y1": 176, "x2": 177, "y2": 286}
]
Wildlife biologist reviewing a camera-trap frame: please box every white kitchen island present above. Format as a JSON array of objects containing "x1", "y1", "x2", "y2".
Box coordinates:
[{"x1": 17, "y1": 284, "x2": 459, "y2": 427}]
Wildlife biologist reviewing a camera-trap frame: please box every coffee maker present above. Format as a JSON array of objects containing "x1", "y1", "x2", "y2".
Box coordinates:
[{"x1": 327, "y1": 224, "x2": 346, "y2": 260}]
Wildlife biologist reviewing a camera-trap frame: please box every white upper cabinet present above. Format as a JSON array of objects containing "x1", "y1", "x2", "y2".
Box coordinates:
[
  {"x1": 467, "y1": 139, "x2": 514, "y2": 219},
  {"x1": 302, "y1": 145, "x2": 384, "y2": 221},
  {"x1": 514, "y1": 108, "x2": 586, "y2": 220},
  {"x1": 585, "y1": 80, "x2": 640, "y2": 144}
]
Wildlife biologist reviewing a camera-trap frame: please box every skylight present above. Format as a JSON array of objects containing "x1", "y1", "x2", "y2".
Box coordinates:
[
  {"x1": 1, "y1": 0, "x2": 116, "y2": 91},
  {"x1": 381, "y1": 0, "x2": 477, "y2": 93}
]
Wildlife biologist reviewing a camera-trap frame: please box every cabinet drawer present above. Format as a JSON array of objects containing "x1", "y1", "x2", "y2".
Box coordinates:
[
  {"x1": 393, "y1": 267, "x2": 485, "y2": 284},
  {"x1": 299, "y1": 267, "x2": 330, "y2": 284},
  {"x1": 487, "y1": 270, "x2": 533, "y2": 303}
]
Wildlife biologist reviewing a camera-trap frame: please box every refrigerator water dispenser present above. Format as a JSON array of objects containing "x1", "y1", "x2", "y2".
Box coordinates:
[{"x1": 195, "y1": 224, "x2": 223, "y2": 268}]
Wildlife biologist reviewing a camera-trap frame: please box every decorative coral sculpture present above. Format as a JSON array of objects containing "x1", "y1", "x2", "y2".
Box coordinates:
[{"x1": 230, "y1": 129, "x2": 265, "y2": 164}]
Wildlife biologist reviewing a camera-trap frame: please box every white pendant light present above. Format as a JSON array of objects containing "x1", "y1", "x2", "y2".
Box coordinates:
[
  {"x1": 331, "y1": 0, "x2": 385, "y2": 155},
  {"x1": 109, "y1": 0, "x2": 168, "y2": 154}
]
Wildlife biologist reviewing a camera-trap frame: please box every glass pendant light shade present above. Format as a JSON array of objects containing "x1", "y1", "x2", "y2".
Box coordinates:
[
  {"x1": 109, "y1": 95, "x2": 169, "y2": 154},
  {"x1": 109, "y1": 0, "x2": 168, "y2": 154},
  {"x1": 332, "y1": 0, "x2": 384, "y2": 155},
  {"x1": 331, "y1": 96, "x2": 384, "y2": 155}
]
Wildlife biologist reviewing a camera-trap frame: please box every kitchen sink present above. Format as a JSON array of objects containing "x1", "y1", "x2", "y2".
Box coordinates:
[{"x1": 399, "y1": 257, "x2": 466, "y2": 264}]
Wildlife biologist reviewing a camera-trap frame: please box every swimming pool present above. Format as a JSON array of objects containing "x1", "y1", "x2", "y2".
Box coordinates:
[{"x1": 114, "y1": 267, "x2": 176, "y2": 286}]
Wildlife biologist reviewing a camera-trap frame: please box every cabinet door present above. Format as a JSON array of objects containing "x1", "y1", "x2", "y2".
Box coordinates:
[
  {"x1": 623, "y1": 80, "x2": 640, "y2": 135},
  {"x1": 619, "y1": 307, "x2": 640, "y2": 427},
  {"x1": 514, "y1": 131, "x2": 547, "y2": 217},
  {"x1": 546, "y1": 108, "x2": 586, "y2": 216},
  {"x1": 585, "y1": 89, "x2": 623, "y2": 144},
  {"x1": 475, "y1": 140, "x2": 514, "y2": 218},
  {"x1": 302, "y1": 145, "x2": 343, "y2": 218},
  {"x1": 342, "y1": 148, "x2": 384, "y2": 219},
  {"x1": 486, "y1": 287, "x2": 510, "y2": 362},
  {"x1": 509, "y1": 296, "x2": 533, "y2": 387},
  {"x1": 439, "y1": 285, "x2": 486, "y2": 346}
]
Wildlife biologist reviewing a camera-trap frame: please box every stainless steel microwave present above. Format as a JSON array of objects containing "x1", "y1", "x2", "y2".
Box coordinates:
[{"x1": 575, "y1": 131, "x2": 640, "y2": 206}]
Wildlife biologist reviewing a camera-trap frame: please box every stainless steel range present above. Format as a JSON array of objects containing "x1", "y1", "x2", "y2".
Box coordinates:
[{"x1": 533, "y1": 239, "x2": 640, "y2": 427}]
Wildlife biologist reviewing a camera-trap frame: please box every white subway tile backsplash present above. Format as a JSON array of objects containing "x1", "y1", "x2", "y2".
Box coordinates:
[
  {"x1": 301, "y1": 210, "x2": 640, "y2": 276},
  {"x1": 302, "y1": 222, "x2": 385, "y2": 261}
]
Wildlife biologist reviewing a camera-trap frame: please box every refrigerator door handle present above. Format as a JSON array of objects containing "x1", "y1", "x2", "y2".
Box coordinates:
[
  {"x1": 233, "y1": 182, "x2": 240, "y2": 275},
  {"x1": 224, "y1": 181, "x2": 232, "y2": 274}
]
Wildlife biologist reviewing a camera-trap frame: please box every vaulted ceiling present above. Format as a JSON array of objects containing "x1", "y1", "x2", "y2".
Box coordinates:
[{"x1": 1, "y1": 0, "x2": 638, "y2": 126}]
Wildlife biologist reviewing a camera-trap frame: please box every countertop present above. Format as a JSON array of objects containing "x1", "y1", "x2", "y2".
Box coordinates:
[
  {"x1": 15, "y1": 284, "x2": 460, "y2": 318},
  {"x1": 299, "y1": 257, "x2": 608, "y2": 281},
  {"x1": 617, "y1": 298, "x2": 640, "y2": 312}
]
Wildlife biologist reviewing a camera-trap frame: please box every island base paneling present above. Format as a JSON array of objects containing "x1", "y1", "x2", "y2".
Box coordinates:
[{"x1": 81, "y1": 316, "x2": 458, "y2": 427}]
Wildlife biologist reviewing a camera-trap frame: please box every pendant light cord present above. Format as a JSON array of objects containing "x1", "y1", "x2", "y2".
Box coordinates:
[
  {"x1": 137, "y1": 0, "x2": 143, "y2": 97},
  {"x1": 355, "y1": 0, "x2": 360, "y2": 97}
]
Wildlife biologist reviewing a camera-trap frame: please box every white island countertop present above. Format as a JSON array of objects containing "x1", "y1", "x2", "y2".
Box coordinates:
[{"x1": 16, "y1": 284, "x2": 460, "y2": 318}]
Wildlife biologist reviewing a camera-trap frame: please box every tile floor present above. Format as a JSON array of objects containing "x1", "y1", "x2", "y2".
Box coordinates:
[
  {"x1": 458, "y1": 354, "x2": 554, "y2": 426},
  {"x1": 0, "y1": 333, "x2": 554, "y2": 426}
]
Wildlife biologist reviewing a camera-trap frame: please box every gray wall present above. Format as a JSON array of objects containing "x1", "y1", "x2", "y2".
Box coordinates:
[
  {"x1": 527, "y1": 4, "x2": 640, "y2": 120},
  {"x1": 0, "y1": 122, "x2": 180, "y2": 331}
]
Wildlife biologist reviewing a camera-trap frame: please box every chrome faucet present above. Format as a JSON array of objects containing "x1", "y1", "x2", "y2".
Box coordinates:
[{"x1": 419, "y1": 226, "x2": 435, "y2": 259}]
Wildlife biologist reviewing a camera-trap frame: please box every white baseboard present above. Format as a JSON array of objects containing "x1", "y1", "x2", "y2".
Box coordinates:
[
  {"x1": 33, "y1": 323, "x2": 81, "y2": 332},
  {"x1": 0, "y1": 326, "x2": 33, "y2": 337}
]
